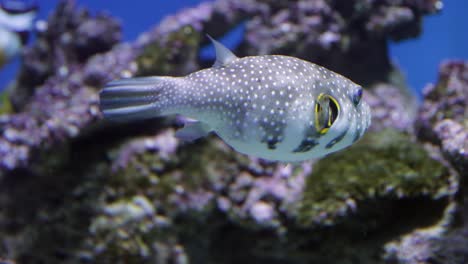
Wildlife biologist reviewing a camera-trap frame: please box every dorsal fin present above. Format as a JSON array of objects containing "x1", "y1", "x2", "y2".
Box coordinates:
[{"x1": 207, "y1": 35, "x2": 238, "y2": 68}]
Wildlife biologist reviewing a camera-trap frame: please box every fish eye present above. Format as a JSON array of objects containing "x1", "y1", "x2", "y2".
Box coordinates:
[
  {"x1": 352, "y1": 88, "x2": 363, "y2": 106},
  {"x1": 315, "y1": 93, "x2": 340, "y2": 134}
]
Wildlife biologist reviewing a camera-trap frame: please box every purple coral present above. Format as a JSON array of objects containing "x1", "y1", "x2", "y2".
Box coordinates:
[
  {"x1": 416, "y1": 61, "x2": 468, "y2": 174},
  {"x1": 0, "y1": 0, "x2": 443, "y2": 171},
  {"x1": 0, "y1": 1, "x2": 125, "y2": 170},
  {"x1": 364, "y1": 84, "x2": 417, "y2": 132},
  {"x1": 0, "y1": 0, "x2": 464, "y2": 263}
]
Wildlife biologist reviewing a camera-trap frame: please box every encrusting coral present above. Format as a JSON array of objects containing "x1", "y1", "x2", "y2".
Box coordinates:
[
  {"x1": 299, "y1": 129, "x2": 452, "y2": 226},
  {"x1": 1, "y1": 0, "x2": 465, "y2": 264},
  {"x1": 416, "y1": 61, "x2": 468, "y2": 175}
]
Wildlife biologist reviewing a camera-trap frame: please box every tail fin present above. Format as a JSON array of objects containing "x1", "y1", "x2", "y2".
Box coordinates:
[{"x1": 99, "y1": 77, "x2": 174, "y2": 122}]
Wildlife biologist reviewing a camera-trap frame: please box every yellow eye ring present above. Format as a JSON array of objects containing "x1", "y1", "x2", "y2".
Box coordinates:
[{"x1": 314, "y1": 93, "x2": 340, "y2": 134}]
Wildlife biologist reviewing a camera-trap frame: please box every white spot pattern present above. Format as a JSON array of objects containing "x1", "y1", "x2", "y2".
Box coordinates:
[
  {"x1": 166, "y1": 55, "x2": 372, "y2": 161},
  {"x1": 102, "y1": 54, "x2": 371, "y2": 162}
]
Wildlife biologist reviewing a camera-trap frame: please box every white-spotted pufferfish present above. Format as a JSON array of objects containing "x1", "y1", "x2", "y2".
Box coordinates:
[{"x1": 100, "y1": 36, "x2": 371, "y2": 162}]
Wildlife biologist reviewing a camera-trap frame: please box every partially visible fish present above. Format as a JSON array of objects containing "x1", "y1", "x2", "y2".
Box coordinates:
[
  {"x1": 0, "y1": 0, "x2": 37, "y2": 67},
  {"x1": 100, "y1": 36, "x2": 371, "y2": 162}
]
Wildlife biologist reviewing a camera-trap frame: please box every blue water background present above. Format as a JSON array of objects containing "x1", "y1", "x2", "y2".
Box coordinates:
[{"x1": 0, "y1": 1, "x2": 466, "y2": 97}]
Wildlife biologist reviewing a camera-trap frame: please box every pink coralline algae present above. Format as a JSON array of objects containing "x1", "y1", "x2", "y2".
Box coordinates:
[
  {"x1": 0, "y1": 1, "x2": 465, "y2": 264},
  {"x1": 0, "y1": 0, "x2": 443, "y2": 171},
  {"x1": 0, "y1": 1, "x2": 124, "y2": 170},
  {"x1": 364, "y1": 84, "x2": 418, "y2": 133},
  {"x1": 416, "y1": 61, "x2": 468, "y2": 175}
]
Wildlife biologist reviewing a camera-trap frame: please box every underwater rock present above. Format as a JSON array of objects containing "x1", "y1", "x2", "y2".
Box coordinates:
[
  {"x1": 139, "y1": 0, "x2": 442, "y2": 86},
  {"x1": 0, "y1": 75, "x2": 102, "y2": 170},
  {"x1": 383, "y1": 60, "x2": 468, "y2": 264},
  {"x1": 383, "y1": 198, "x2": 468, "y2": 264},
  {"x1": 404, "y1": 60, "x2": 468, "y2": 264},
  {"x1": 81, "y1": 130, "x2": 308, "y2": 261},
  {"x1": 0, "y1": 0, "x2": 440, "y2": 171},
  {"x1": 0, "y1": 1, "x2": 126, "y2": 170},
  {"x1": 429, "y1": 201, "x2": 468, "y2": 264},
  {"x1": 384, "y1": 222, "x2": 447, "y2": 264},
  {"x1": 0, "y1": 0, "x2": 460, "y2": 263},
  {"x1": 9, "y1": 1, "x2": 121, "y2": 110},
  {"x1": 364, "y1": 84, "x2": 417, "y2": 133},
  {"x1": 82, "y1": 129, "x2": 453, "y2": 263},
  {"x1": 238, "y1": 0, "x2": 442, "y2": 85},
  {"x1": 299, "y1": 129, "x2": 452, "y2": 226},
  {"x1": 135, "y1": 26, "x2": 201, "y2": 77},
  {"x1": 104, "y1": 130, "x2": 306, "y2": 227},
  {"x1": 416, "y1": 61, "x2": 468, "y2": 175}
]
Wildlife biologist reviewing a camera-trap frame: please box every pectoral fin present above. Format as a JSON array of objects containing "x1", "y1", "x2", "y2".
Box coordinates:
[{"x1": 175, "y1": 121, "x2": 212, "y2": 141}]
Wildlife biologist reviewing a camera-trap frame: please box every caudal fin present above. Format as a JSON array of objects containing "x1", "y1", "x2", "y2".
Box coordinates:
[{"x1": 99, "y1": 77, "x2": 174, "y2": 122}]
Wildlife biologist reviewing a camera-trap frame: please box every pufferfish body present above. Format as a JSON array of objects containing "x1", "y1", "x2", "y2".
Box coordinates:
[{"x1": 100, "y1": 37, "x2": 371, "y2": 162}]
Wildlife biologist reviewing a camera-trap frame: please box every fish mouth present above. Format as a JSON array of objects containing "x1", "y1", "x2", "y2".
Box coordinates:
[
  {"x1": 355, "y1": 102, "x2": 371, "y2": 140},
  {"x1": 359, "y1": 103, "x2": 371, "y2": 138},
  {"x1": 365, "y1": 103, "x2": 372, "y2": 129}
]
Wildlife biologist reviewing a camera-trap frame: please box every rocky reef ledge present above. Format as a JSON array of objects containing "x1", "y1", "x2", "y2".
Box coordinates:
[{"x1": 1, "y1": 1, "x2": 466, "y2": 264}]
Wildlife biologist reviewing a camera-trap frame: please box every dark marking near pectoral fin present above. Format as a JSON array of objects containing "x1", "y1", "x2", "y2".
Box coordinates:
[
  {"x1": 259, "y1": 117, "x2": 286, "y2": 150},
  {"x1": 293, "y1": 137, "x2": 319, "y2": 153},
  {"x1": 262, "y1": 137, "x2": 281, "y2": 150},
  {"x1": 352, "y1": 131, "x2": 361, "y2": 143},
  {"x1": 293, "y1": 124, "x2": 322, "y2": 153},
  {"x1": 325, "y1": 129, "x2": 348, "y2": 149}
]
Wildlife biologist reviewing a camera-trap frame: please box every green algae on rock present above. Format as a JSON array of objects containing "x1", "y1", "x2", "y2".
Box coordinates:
[
  {"x1": 83, "y1": 129, "x2": 454, "y2": 263},
  {"x1": 0, "y1": 90, "x2": 13, "y2": 115},
  {"x1": 299, "y1": 129, "x2": 452, "y2": 226},
  {"x1": 83, "y1": 131, "x2": 241, "y2": 261},
  {"x1": 0, "y1": 0, "x2": 461, "y2": 263},
  {"x1": 87, "y1": 195, "x2": 178, "y2": 262},
  {"x1": 83, "y1": 128, "x2": 312, "y2": 261},
  {"x1": 136, "y1": 26, "x2": 201, "y2": 77}
]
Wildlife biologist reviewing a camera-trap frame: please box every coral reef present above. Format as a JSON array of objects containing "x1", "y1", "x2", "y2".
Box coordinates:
[
  {"x1": 364, "y1": 83, "x2": 417, "y2": 133},
  {"x1": 299, "y1": 129, "x2": 451, "y2": 226},
  {"x1": 77, "y1": 129, "x2": 452, "y2": 264},
  {"x1": 378, "y1": 61, "x2": 468, "y2": 264},
  {"x1": 8, "y1": 1, "x2": 121, "y2": 110},
  {"x1": 237, "y1": 0, "x2": 442, "y2": 85},
  {"x1": 416, "y1": 61, "x2": 468, "y2": 175},
  {"x1": 376, "y1": 60, "x2": 468, "y2": 264},
  {"x1": 0, "y1": 1, "x2": 123, "y2": 170},
  {"x1": 1, "y1": 0, "x2": 466, "y2": 264},
  {"x1": 0, "y1": 0, "x2": 441, "y2": 171}
]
